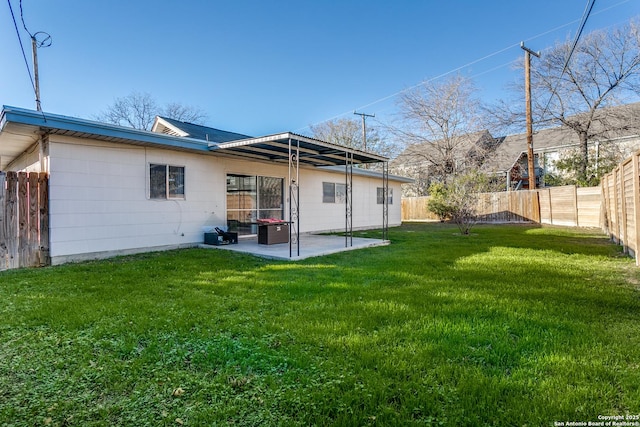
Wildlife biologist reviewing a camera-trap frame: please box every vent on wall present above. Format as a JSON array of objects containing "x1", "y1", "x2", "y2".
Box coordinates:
[
  {"x1": 160, "y1": 127, "x2": 185, "y2": 137},
  {"x1": 151, "y1": 119, "x2": 189, "y2": 137}
]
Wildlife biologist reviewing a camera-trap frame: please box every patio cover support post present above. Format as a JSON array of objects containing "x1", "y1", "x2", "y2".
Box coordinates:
[
  {"x1": 383, "y1": 161, "x2": 389, "y2": 241},
  {"x1": 288, "y1": 137, "x2": 300, "y2": 257},
  {"x1": 345, "y1": 151, "x2": 353, "y2": 247}
]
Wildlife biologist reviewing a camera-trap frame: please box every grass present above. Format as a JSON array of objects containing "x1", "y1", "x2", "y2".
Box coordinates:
[{"x1": 1, "y1": 223, "x2": 639, "y2": 426}]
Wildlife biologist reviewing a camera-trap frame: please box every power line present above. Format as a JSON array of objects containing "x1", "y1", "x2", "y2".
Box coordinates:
[
  {"x1": 19, "y1": 0, "x2": 33, "y2": 36},
  {"x1": 298, "y1": 0, "x2": 626, "y2": 133},
  {"x1": 6, "y1": 0, "x2": 37, "y2": 95},
  {"x1": 539, "y1": 0, "x2": 597, "y2": 120}
]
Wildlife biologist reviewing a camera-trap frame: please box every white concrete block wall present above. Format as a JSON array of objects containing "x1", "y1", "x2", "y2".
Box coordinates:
[
  {"x1": 297, "y1": 169, "x2": 402, "y2": 233},
  {"x1": 47, "y1": 136, "x2": 404, "y2": 263}
]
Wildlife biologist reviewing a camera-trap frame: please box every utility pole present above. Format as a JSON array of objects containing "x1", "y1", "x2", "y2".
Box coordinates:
[
  {"x1": 521, "y1": 42, "x2": 540, "y2": 190},
  {"x1": 30, "y1": 32, "x2": 52, "y2": 112},
  {"x1": 353, "y1": 111, "x2": 375, "y2": 152},
  {"x1": 32, "y1": 36, "x2": 41, "y2": 111}
]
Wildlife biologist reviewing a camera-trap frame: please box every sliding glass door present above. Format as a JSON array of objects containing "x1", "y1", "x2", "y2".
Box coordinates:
[{"x1": 226, "y1": 174, "x2": 284, "y2": 235}]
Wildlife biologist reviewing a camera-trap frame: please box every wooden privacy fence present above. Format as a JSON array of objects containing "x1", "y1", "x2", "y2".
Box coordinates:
[
  {"x1": 475, "y1": 191, "x2": 540, "y2": 223},
  {"x1": 601, "y1": 152, "x2": 640, "y2": 264},
  {"x1": 400, "y1": 197, "x2": 440, "y2": 221},
  {"x1": 0, "y1": 171, "x2": 49, "y2": 270},
  {"x1": 402, "y1": 185, "x2": 602, "y2": 228}
]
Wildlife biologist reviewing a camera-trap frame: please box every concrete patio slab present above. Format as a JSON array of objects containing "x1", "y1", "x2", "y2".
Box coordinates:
[{"x1": 199, "y1": 234, "x2": 389, "y2": 261}]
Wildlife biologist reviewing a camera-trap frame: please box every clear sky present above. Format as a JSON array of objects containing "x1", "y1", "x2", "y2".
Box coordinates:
[{"x1": 1, "y1": 0, "x2": 638, "y2": 136}]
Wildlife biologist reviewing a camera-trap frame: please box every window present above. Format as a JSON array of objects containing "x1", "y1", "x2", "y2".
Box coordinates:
[
  {"x1": 150, "y1": 164, "x2": 185, "y2": 199},
  {"x1": 227, "y1": 174, "x2": 284, "y2": 235},
  {"x1": 323, "y1": 182, "x2": 335, "y2": 203},
  {"x1": 322, "y1": 182, "x2": 346, "y2": 203},
  {"x1": 258, "y1": 176, "x2": 284, "y2": 219},
  {"x1": 377, "y1": 187, "x2": 393, "y2": 204}
]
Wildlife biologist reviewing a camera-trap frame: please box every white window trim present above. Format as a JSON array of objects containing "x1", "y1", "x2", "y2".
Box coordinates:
[
  {"x1": 323, "y1": 181, "x2": 346, "y2": 204},
  {"x1": 148, "y1": 163, "x2": 186, "y2": 200}
]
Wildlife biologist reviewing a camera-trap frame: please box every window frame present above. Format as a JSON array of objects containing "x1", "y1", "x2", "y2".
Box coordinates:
[
  {"x1": 322, "y1": 182, "x2": 336, "y2": 203},
  {"x1": 149, "y1": 163, "x2": 185, "y2": 200},
  {"x1": 322, "y1": 182, "x2": 347, "y2": 204},
  {"x1": 226, "y1": 173, "x2": 284, "y2": 235},
  {"x1": 377, "y1": 187, "x2": 393, "y2": 205}
]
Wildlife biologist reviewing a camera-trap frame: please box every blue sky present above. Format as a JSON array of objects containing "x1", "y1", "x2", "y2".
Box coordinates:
[{"x1": 1, "y1": 0, "x2": 638, "y2": 136}]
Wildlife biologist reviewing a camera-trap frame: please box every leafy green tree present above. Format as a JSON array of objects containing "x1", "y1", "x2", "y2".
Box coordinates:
[{"x1": 550, "y1": 141, "x2": 625, "y2": 186}]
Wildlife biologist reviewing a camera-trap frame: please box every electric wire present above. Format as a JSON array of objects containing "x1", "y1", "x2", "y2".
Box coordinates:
[
  {"x1": 538, "y1": 0, "x2": 598, "y2": 120},
  {"x1": 298, "y1": 0, "x2": 626, "y2": 133},
  {"x1": 6, "y1": 0, "x2": 37, "y2": 95},
  {"x1": 19, "y1": 0, "x2": 33, "y2": 37}
]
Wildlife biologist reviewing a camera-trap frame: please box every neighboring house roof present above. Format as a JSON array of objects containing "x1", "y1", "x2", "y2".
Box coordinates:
[
  {"x1": 482, "y1": 127, "x2": 577, "y2": 174},
  {"x1": 391, "y1": 130, "x2": 497, "y2": 169},
  {"x1": 152, "y1": 116, "x2": 251, "y2": 143},
  {"x1": 484, "y1": 102, "x2": 640, "y2": 174}
]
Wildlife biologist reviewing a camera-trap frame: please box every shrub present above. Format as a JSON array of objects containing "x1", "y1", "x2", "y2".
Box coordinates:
[
  {"x1": 426, "y1": 182, "x2": 452, "y2": 221},
  {"x1": 427, "y1": 171, "x2": 492, "y2": 235}
]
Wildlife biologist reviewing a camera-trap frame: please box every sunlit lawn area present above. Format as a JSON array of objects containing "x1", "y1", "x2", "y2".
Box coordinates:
[{"x1": 1, "y1": 223, "x2": 639, "y2": 426}]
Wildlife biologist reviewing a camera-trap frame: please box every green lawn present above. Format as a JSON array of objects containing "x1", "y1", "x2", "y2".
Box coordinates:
[{"x1": 1, "y1": 223, "x2": 639, "y2": 426}]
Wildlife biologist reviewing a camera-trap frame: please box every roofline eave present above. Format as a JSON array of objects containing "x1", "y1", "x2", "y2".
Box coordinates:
[
  {"x1": 1, "y1": 105, "x2": 211, "y2": 153},
  {"x1": 212, "y1": 131, "x2": 389, "y2": 163}
]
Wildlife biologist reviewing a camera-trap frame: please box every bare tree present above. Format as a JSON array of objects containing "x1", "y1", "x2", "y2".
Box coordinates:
[
  {"x1": 310, "y1": 117, "x2": 397, "y2": 159},
  {"x1": 490, "y1": 19, "x2": 640, "y2": 184},
  {"x1": 389, "y1": 75, "x2": 492, "y2": 187},
  {"x1": 161, "y1": 102, "x2": 208, "y2": 125},
  {"x1": 310, "y1": 118, "x2": 362, "y2": 149},
  {"x1": 95, "y1": 92, "x2": 207, "y2": 130},
  {"x1": 534, "y1": 20, "x2": 640, "y2": 183}
]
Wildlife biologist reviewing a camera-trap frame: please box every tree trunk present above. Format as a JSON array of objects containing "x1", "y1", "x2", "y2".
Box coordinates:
[{"x1": 579, "y1": 131, "x2": 589, "y2": 183}]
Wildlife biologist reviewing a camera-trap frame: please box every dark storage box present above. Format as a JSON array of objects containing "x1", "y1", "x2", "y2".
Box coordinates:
[
  {"x1": 204, "y1": 231, "x2": 238, "y2": 245},
  {"x1": 258, "y1": 223, "x2": 289, "y2": 245}
]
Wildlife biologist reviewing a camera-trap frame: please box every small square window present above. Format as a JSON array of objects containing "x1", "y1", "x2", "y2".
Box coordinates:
[
  {"x1": 150, "y1": 164, "x2": 185, "y2": 199},
  {"x1": 323, "y1": 182, "x2": 348, "y2": 203},
  {"x1": 377, "y1": 187, "x2": 393, "y2": 204},
  {"x1": 335, "y1": 183, "x2": 346, "y2": 203},
  {"x1": 168, "y1": 166, "x2": 185, "y2": 198},
  {"x1": 323, "y1": 182, "x2": 336, "y2": 203}
]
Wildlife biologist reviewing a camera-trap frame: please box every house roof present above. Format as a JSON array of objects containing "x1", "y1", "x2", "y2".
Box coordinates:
[
  {"x1": 391, "y1": 130, "x2": 496, "y2": 168},
  {"x1": 483, "y1": 102, "x2": 640, "y2": 174},
  {"x1": 481, "y1": 126, "x2": 578, "y2": 174},
  {"x1": 151, "y1": 116, "x2": 389, "y2": 166},
  {"x1": 0, "y1": 106, "x2": 213, "y2": 170},
  {"x1": 152, "y1": 116, "x2": 251, "y2": 143},
  {"x1": 319, "y1": 165, "x2": 414, "y2": 183},
  {"x1": 211, "y1": 132, "x2": 388, "y2": 166},
  {"x1": 0, "y1": 106, "x2": 392, "y2": 172}
]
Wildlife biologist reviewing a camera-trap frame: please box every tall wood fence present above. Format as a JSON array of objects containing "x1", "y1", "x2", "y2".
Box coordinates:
[
  {"x1": 402, "y1": 185, "x2": 602, "y2": 227},
  {"x1": 0, "y1": 171, "x2": 49, "y2": 271},
  {"x1": 601, "y1": 152, "x2": 640, "y2": 264}
]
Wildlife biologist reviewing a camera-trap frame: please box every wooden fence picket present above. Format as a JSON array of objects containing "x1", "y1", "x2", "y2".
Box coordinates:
[
  {"x1": 0, "y1": 171, "x2": 49, "y2": 271},
  {"x1": 0, "y1": 172, "x2": 6, "y2": 269}
]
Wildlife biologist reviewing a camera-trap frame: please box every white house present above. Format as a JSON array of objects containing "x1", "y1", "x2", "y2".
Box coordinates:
[{"x1": 0, "y1": 106, "x2": 410, "y2": 266}]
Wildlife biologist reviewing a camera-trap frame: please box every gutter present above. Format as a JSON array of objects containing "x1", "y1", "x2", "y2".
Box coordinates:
[{"x1": 1, "y1": 105, "x2": 212, "y2": 153}]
